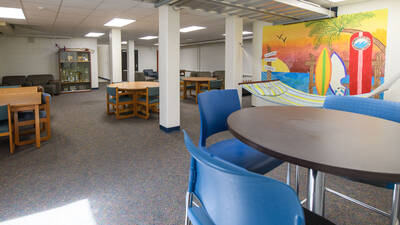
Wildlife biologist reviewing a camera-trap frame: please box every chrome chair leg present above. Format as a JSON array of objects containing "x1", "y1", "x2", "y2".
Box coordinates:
[
  {"x1": 286, "y1": 163, "x2": 291, "y2": 186},
  {"x1": 185, "y1": 192, "x2": 193, "y2": 225}
]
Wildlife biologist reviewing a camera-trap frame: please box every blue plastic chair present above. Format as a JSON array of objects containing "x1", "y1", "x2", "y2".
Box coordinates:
[
  {"x1": 183, "y1": 130, "x2": 334, "y2": 225},
  {"x1": 323, "y1": 95, "x2": 400, "y2": 219},
  {"x1": 0, "y1": 105, "x2": 14, "y2": 154},
  {"x1": 197, "y1": 89, "x2": 283, "y2": 174}
]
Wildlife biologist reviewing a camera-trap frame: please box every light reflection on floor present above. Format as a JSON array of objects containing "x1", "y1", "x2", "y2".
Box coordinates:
[{"x1": 0, "y1": 199, "x2": 97, "y2": 225}]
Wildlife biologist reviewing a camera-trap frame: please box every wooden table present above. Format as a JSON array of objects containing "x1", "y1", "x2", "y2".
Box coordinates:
[
  {"x1": 181, "y1": 77, "x2": 216, "y2": 104},
  {"x1": 0, "y1": 92, "x2": 42, "y2": 148},
  {"x1": 108, "y1": 81, "x2": 159, "y2": 90},
  {"x1": 228, "y1": 106, "x2": 400, "y2": 224},
  {"x1": 108, "y1": 82, "x2": 159, "y2": 117}
]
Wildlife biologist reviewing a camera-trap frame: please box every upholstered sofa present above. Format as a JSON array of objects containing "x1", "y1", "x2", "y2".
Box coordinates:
[
  {"x1": 2, "y1": 75, "x2": 30, "y2": 86},
  {"x1": 190, "y1": 71, "x2": 212, "y2": 77},
  {"x1": 1, "y1": 74, "x2": 61, "y2": 95},
  {"x1": 143, "y1": 69, "x2": 158, "y2": 79},
  {"x1": 26, "y1": 74, "x2": 61, "y2": 95},
  {"x1": 213, "y1": 71, "x2": 225, "y2": 80}
]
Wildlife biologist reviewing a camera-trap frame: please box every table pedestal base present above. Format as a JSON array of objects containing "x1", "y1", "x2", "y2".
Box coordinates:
[
  {"x1": 392, "y1": 184, "x2": 400, "y2": 225},
  {"x1": 307, "y1": 169, "x2": 325, "y2": 216}
]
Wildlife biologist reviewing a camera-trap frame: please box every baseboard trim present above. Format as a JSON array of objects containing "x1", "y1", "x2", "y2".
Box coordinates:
[{"x1": 159, "y1": 125, "x2": 180, "y2": 133}]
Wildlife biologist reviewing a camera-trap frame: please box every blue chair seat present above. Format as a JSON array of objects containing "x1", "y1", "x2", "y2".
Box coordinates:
[
  {"x1": 206, "y1": 138, "x2": 283, "y2": 174},
  {"x1": 18, "y1": 111, "x2": 47, "y2": 121},
  {"x1": 0, "y1": 119, "x2": 9, "y2": 133},
  {"x1": 137, "y1": 97, "x2": 159, "y2": 104},
  {"x1": 109, "y1": 95, "x2": 132, "y2": 104}
]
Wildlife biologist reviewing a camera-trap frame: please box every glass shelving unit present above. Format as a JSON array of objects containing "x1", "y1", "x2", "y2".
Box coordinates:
[{"x1": 58, "y1": 49, "x2": 92, "y2": 93}]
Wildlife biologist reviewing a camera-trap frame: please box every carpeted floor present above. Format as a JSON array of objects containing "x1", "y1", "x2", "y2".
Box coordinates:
[{"x1": 0, "y1": 84, "x2": 392, "y2": 225}]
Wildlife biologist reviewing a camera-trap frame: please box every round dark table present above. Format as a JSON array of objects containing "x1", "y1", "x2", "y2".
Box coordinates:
[{"x1": 227, "y1": 106, "x2": 400, "y2": 223}]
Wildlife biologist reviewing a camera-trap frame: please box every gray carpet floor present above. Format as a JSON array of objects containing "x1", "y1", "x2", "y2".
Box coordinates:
[{"x1": 0, "y1": 84, "x2": 393, "y2": 225}]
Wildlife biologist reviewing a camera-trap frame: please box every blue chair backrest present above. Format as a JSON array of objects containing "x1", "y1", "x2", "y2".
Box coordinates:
[
  {"x1": 183, "y1": 130, "x2": 305, "y2": 225},
  {"x1": 42, "y1": 93, "x2": 52, "y2": 104},
  {"x1": 198, "y1": 89, "x2": 241, "y2": 147},
  {"x1": 107, "y1": 87, "x2": 117, "y2": 97},
  {"x1": 0, "y1": 105, "x2": 8, "y2": 121},
  {"x1": 0, "y1": 85, "x2": 21, "y2": 88},
  {"x1": 148, "y1": 87, "x2": 159, "y2": 97},
  {"x1": 323, "y1": 96, "x2": 400, "y2": 123}
]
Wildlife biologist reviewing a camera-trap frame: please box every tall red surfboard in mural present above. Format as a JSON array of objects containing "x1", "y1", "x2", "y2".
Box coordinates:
[{"x1": 349, "y1": 32, "x2": 373, "y2": 95}]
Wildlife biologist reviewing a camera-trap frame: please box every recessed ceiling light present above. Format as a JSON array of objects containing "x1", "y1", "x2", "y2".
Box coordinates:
[
  {"x1": 121, "y1": 41, "x2": 127, "y2": 44},
  {"x1": 0, "y1": 7, "x2": 25, "y2": 19},
  {"x1": 154, "y1": 43, "x2": 159, "y2": 46},
  {"x1": 139, "y1": 36, "x2": 158, "y2": 40},
  {"x1": 85, "y1": 32, "x2": 105, "y2": 37},
  {"x1": 180, "y1": 26, "x2": 206, "y2": 33},
  {"x1": 222, "y1": 31, "x2": 253, "y2": 36},
  {"x1": 104, "y1": 18, "x2": 135, "y2": 27}
]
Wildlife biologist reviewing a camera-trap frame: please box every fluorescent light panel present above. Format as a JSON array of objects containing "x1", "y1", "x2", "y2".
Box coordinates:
[
  {"x1": 121, "y1": 41, "x2": 127, "y2": 44},
  {"x1": 180, "y1": 26, "x2": 206, "y2": 33},
  {"x1": 0, "y1": 7, "x2": 25, "y2": 19},
  {"x1": 222, "y1": 31, "x2": 253, "y2": 36},
  {"x1": 85, "y1": 32, "x2": 104, "y2": 37},
  {"x1": 139, "y1": 36, "x2": 158, "y2": 40},
  {"x1": 104, "y1": 18, "x2": 135, "y2": 27}
]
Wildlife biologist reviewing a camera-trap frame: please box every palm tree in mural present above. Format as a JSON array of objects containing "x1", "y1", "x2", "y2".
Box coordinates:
[{"x1": 305, "y1": 12, "x2": 386, "y2": 54}]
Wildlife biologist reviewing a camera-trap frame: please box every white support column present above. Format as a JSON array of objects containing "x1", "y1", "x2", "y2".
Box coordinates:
[
  {"x1": 109, "y1": 28, "x2": 122, "y2": 83},
  {"x1": 127, "y1": 40, "x2": 135, "y2": 81},
  {"x1": 159, "y1": 5, "x2": 180, "y2": 132},
  {"x1": 225, "y1": 16, "x2": 243, "y2": 103},
  {"x1": 252, "y1": 20, "x2": 274, "y2": 106}
]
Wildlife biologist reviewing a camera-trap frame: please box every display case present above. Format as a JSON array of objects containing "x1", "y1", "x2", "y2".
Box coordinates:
[{"x1": 58, "y1": 49, "x2": 92, "y2": 93}]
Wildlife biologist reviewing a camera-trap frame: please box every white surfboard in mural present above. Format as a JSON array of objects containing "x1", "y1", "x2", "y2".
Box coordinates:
[{"x1": 330, "y1": 52, "x2": 347, "y2": 96}]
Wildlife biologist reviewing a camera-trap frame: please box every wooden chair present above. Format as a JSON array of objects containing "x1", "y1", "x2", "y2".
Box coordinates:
[
  {"x1": 199, "y1": 80, "x2": 224, "y2": 94},
  {"x1": 14, "y1": 93, "x2": 51, "y2": 146},
  {"x1": 136, "y1": 87, "x2": 159, "y2": 119},
  {"x1": 0, "y1": 105, "x2": 14, "y2": 154},
  {"x1": 106, "y1": 87, "x2": 134, "y2": 119}
]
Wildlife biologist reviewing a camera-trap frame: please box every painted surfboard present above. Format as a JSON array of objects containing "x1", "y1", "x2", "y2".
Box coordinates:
[
  {"x1": 349, "y1": 32, "x2": 373, "y2": 95},
  {"x1": 315, "y1": 48, "x2": 332, "y2": 96},
  {"x1": 330, "y1": 52, "x2": 347, "y2": 96}
]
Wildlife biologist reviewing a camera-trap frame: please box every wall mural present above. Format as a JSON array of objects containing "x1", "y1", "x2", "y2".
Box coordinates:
[{"x1": 261, "y1": 9, "x2": 388, "y2": 98}]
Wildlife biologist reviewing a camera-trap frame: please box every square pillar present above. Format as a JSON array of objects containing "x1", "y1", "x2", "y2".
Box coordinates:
[
  {"x1": 109, "y1": 28, "x2": 122, "y2": 83},
  {"x1": 127, "y1": 40, "x2": 135, "y2": 81},
  {"x1": 225, "y1": 16, "x2": 243, "y2": 103},
  {"x1": 252, "y1": 21, "x2": 274, "y2": 106},
  {"x1": 159, "y1": 5, "x2": 180, "y2": 132}
]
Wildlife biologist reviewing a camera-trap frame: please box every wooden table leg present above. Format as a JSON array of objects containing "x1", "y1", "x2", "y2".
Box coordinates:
[
  {"x1": 195, "y1": 82, "x2": 199, "y2": 104},
  {"x1": 133, "y1": 91, "x2": 138, "y2": 117},
  {"x1": 34, "y1": 104, "x2": 40, "y2": 148},
  {"x1": 183, "y1": 81, "x2": 187, "y2": 99},
  {"x1": 13, "y1": 111, "x2": 20, "y2": 146}
]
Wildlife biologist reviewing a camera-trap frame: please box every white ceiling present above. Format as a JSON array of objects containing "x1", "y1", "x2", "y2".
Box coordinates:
[{"x1": 0, "y1": 0, "x2": 370, "y2": 45}]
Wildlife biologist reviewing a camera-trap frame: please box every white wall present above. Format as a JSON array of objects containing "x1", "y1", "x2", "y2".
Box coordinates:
[
  {"x1": 180, "y1": 40, "x2": 253, "y2": 75},
  {"x1": 97, "y1": 44, "x2": 110, "y2": 80},
  {"x1": 136, "y1": 46, "x2": 157, "y2": 71},
  {"x1": 0, "y1": 36, "x2": 99, "y2": 88},
  {"x1": 338, "y1": 0, "x2": 400, "y2": 101}
]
